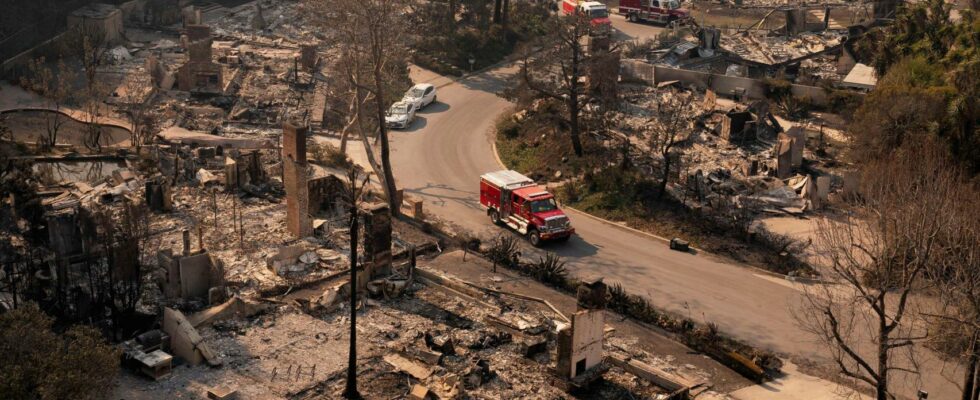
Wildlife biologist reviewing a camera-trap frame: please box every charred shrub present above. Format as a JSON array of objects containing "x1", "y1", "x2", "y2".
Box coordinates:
[{"x1": 486, "y1": 235, "x2": 521, "y2": 269}]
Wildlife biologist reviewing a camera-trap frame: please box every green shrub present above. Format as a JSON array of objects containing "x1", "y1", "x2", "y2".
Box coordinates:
[
  {"x1": 0, "y1": 305, "x2": 120, "y2": 400},
  {"x1": 411, "y1": 2, "x2": 552, "y2": 75},
  {"x1": 575, "y1": 167, "x2": 657, "y2": 210},
  {"x1": 826, "y1": 89, "x2": 863, "y2": 115},
  {"x1": 309, "y1": 142, "x2": 352, "y2": 169},
  {"x1": 761, "y1": 78, "x2": 793, "y2": 100},
  {"x1": 497, "y1": 115, "x2": 521, "y2": 139}
]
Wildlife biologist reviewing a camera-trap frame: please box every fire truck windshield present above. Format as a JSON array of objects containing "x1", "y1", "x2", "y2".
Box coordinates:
[
  {"x1": 589, "y1": 8, "x2": 609, "y2": 18},
  {"x1": 529, "y1": 198, "x2": 558, "y2": 213}
]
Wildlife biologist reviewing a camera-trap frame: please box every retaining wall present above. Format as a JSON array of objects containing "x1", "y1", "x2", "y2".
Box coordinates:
[
  {"x1": 621, "y1": 59, "x2": 831, "y2": 105},
  {"x1": 1, "y1": 32, "x2": 74, "y2": 80}
]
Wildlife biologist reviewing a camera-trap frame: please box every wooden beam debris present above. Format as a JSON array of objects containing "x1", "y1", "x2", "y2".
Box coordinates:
[
  {"x1": 606, "y1": 354, "x2": 700, "y2": 396},
  {"x1": 383, "y1": 353, "x2": 433, "y2": 380}
]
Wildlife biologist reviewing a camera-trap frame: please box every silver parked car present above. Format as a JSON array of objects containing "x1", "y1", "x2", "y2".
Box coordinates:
[{"x1": 385, "y1": 101, "x2": 417, "y2": 129}]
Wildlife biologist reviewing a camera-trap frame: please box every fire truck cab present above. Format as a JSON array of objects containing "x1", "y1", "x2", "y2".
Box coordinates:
[
  {"x1": 480, "y1": 170, "x2": 574, "y2": 246},
  {"x1": 619, "y1": 0, "x2": 691, "y2": 25}
]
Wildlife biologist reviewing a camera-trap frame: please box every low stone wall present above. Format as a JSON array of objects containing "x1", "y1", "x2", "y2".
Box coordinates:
[
  {"x1": 1, "y1": 31, "x2": 74, "y2": 79},
  {"x1": 621, "y1": 59, "x2": 833, "y2": 105}
]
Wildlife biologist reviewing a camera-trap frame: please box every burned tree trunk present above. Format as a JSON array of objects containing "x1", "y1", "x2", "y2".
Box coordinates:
[
  {"x1": 343, "y1": 167, "x2": 367, "y2": 399},
  {"x1": 372, "y1": 72, "x2": 400, "y2": 216},
  {"x1": 568, "y1": 42, "x2": 584, "y2": 157},
  {"x1": 964, "y1": 335, "x2": 979, "y2": 400},
  {"x1": 344, "y1": 200, "x2": 360, "y2": 399},
  {"x1": 520, "y1": 14, "x2": 592, "y2": 158}
]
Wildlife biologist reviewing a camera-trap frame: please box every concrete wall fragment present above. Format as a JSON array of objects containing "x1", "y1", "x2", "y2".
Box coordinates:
[
  {"x1": 815, "y1": 176, "x2": 830, "y2": 208},
  {"x1": 783, "y1": 127, "x2": 806, "y2": 167},
  {"x1": 145, "y1": 178, "x2": 173, "y2": 212},
  {"x1": 776, "y1": 138, "x2": 794, "y2": 179},
  {"x1": 557, "y1": 310, "x2": 604, "y2": 379},
  {"x1": 179, "y1": 253, "x2": 213, "y2": 299},
  {"x1": 224, "y1": 157, "x2": 239, "y2": 190},
  {"x1": 163, "y1": 307, "x2": 217, "y2": 366}
]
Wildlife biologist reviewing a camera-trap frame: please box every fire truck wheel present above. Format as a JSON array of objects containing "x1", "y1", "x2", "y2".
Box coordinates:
[
  {"x1": 490, "y1": 210, "x2": 501, "y2": 225},
  {"x1": 528, "y1": 229, "x2": 542, "y2": 247},
  {"x1": 627, "y1": 13, "x2": 636, "y2": 22}
]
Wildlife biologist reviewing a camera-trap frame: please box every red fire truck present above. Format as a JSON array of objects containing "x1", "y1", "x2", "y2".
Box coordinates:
[
  {"x1": 480, "y1": 170, "x2": 574, "y2": 246},
  {"x1": 561, "y1": 0, "x2": 613, "y2": 30},
  {"x1": 618, "y1": 0, "x2": 692, "y2": 25}
]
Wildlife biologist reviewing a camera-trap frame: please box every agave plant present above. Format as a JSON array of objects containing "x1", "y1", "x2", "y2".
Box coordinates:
[{"x1": 530, "y1": 253, "x2": 567, "y2": 287}]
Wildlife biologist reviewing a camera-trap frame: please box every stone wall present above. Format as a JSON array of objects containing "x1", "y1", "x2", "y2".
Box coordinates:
[
  {"x1": 176, "y1": 25, "x2": 223, "y2": 92},
  {"x1": 621, "y1": 59, "x2": 841, "y2": 106},
  {"x1": 283, "y1": 123, "x2": 311, "y2": 238},
  {"x1": 361, "y1": 203, "x2": 392, "y2": 277}
]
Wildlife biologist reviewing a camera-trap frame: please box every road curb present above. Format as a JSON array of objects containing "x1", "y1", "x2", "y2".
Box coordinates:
[
  {"x1": 563, "y1": 206, "x2": 673, "y2": 245},
  {"x1": 491, "y1": 135, "x2": 507, "y2": 169},
  {"x1": 565, "y1": 205, "x2": 831, "y2": 284}
]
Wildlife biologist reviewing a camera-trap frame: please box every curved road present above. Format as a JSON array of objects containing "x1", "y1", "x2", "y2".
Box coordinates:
[
  {"x1": 386, "y1": 16, "x2": 957, "y2": 400},
  {"x1": 392, "y1": 61, "x2": 825, "y2": 362}
]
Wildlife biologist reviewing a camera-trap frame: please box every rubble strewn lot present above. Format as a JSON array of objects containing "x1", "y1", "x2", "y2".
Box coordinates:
[
  {"x1": 0, "y1": 0, "x2": 890, "y2": 398},
  {"x1": 7, "y1": 121, "x2": 754, "y2": 399},
  {"x1": 114, "y1": 250, "x2": 746, "y2": 400}
]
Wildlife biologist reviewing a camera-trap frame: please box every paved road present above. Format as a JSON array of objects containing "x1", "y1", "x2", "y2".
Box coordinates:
[{"x1": 383, "y1": 21, "x2": 960, "y2": 400}]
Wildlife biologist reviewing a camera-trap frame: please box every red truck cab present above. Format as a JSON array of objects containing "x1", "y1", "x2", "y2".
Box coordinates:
[
  {"x1": 561, "y1": 0, "x2": 613, "y2": 32},
  {"x1": 619, "y1": 0, "x2": 691, "y2": 25},
  {"x1": 480, "y1": 170, "x2": 574, "y2": 246}
]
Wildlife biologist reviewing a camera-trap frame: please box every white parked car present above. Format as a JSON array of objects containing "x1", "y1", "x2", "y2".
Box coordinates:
[
  {"x1": 385, "y1": 101, "x2": 417, "y2": 129},
  {"x1": 402, "y1": 83, "x2": 437, "y2": 110}
]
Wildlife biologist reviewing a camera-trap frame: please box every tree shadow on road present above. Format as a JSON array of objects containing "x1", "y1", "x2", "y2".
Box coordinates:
[
  {"x1": 509, "y1": 231, "x2": 599, "y2": 262},
  {"x1": 612, "y1": 28, "x2": 634, "y2": 42},
  {"x1": 404, "y1": 183, "x2": 482, "y2": 211},
  {"x1": 545, "y1": 234, "x2": 598, "y2": 258},
  {"x1": 454, "y1": 66, "x2": 517, "y2": 95}
]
